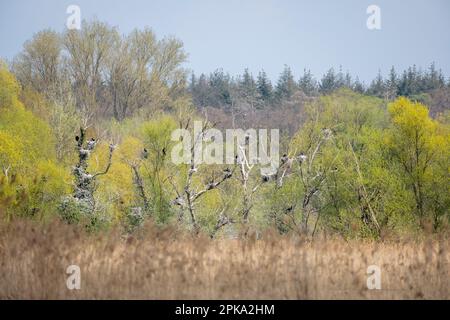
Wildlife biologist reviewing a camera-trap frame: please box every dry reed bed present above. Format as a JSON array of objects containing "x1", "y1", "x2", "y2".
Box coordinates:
[{"x1": 0, "y1": 220, "x2": 448, "y2": 299}]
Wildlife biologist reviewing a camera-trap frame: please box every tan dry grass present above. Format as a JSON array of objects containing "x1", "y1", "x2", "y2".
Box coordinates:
[{"x1": 0, "y1": 219, "x2": 449, "y2": 299}]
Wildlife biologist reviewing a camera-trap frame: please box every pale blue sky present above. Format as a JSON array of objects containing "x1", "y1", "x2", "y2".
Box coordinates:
[{"x1": 0, "y1": 0, "x2": 449, "y2": 83}]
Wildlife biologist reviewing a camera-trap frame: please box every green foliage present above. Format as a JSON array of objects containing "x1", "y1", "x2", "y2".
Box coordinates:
[
  {"x1": 385, "y1": 97, "x2": 449, "y2": 230},
  {"x1": 0, "y1": 64, "x2": 21, "y2": 107},
  {"x1": 264, "y1": 89, "x2": 448, "y2": 238},
  {"x1": 140, "y1": 116, "x2": 178, "y2": 224},
  {"x1": 59, "y1": 196, "x2": 91, "y2": 224},
  {"x1": 0, "y1": 66, "x2": 70, "y2": 220},
  {"x1": 59, "y1": 196, "x2": 111, "y2": 232}
]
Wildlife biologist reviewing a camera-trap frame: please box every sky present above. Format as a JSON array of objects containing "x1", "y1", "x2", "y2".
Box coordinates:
[{"x1": 0, "y1": 0, "x2": 449, "y2": 83}]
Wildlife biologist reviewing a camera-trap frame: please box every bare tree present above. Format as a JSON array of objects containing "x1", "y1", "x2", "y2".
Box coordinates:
[
  {"x1": 169, "y1": 120, "x2": 233, "y2": 234},
  {"x1": 349, "y1": 142, "x2": 381, "y2": 235},
  {"x1": 107, "y1": 29, "x2": 157, "y2": 120},
  {"x1": 72, "y1": 127, "x2": 115, "y2": 212},
  {"x1": 63, "y1": 20, "x2": 119, "y2": 119},
  {"x1": 12, "y1": 30, "x2": 62, "y2": 95},
  {"x1": 123, "y1": 154, "x2": 151, "y2": 214},
  {"x1": 274, "y1": 125, "x2": 338, "y2": 236}
]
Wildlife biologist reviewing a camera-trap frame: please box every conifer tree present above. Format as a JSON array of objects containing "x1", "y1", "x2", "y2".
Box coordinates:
[
  {"x1": 256, "y1": 69, "x2": 273, "y2": 104},
  {"x1": 275, "y1": 65, "x2": 297, "y2": 101}
]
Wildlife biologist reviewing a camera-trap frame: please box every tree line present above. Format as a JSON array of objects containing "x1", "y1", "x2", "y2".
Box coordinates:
[{"x1": 190, "y1": 64, "x2": 448, "y2": 110}]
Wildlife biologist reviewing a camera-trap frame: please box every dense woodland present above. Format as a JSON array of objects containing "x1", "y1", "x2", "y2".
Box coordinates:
[{"x1": 1, "y1": 20, "x2": 449, "y2": 239}]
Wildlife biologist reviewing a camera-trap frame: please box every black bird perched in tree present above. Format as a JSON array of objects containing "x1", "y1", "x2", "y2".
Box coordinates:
[
  {"x1": 297, "y1": 152, "x2": 307, "y2": 163},
  {"x1": 87, "y1": 138, "x2": 96, "y2": 150},
  {"x1": 223, "y1": 167, "x2": 232, "y2": 178},
  {"x1": 206, "y1": 181, "x2": 215, "y2": 190},
  {"x1": 188, "y1": 167, "x2": 198, "y2": 174},
  {"x1": 298, "y1": 151, "x2": 306, "y2": 161},
  {"x1": 172, "y1": 196, "x2": 185, "y2": 206},
  {"x1": 141, "y1": 148, "x2": 149, "y2": 159},
  {"x1": 75, "y1": 135, "x2": 79, "y2": 142}
]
